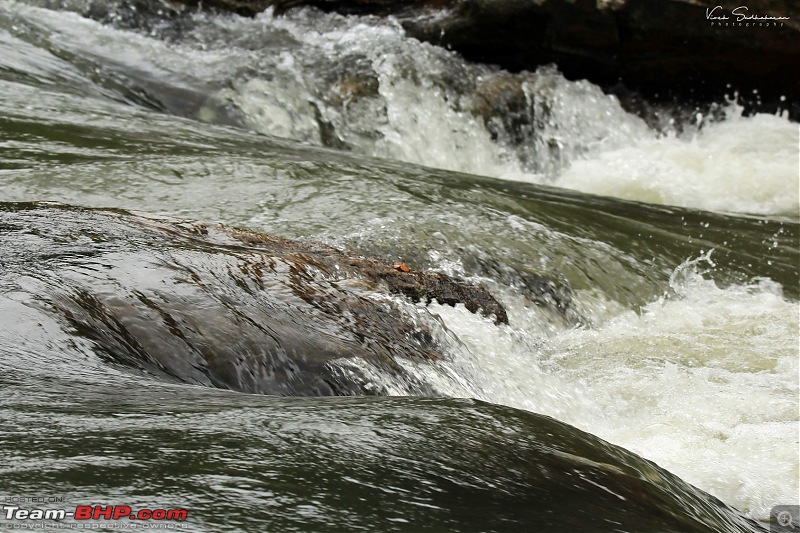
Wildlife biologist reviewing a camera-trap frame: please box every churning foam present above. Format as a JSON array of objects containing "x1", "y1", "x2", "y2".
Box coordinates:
[
  {"x1": 244, "y1": 11, "x2": 800, "y2": 216},
  {"x1": 423, "y1": 255, "x2": 799, "y2": 519},
  {"x1": 557, "y1": 108, "x2": 800, "y2": 216},
  {"x1": 10, "y1": 1, "x2": 796, "y2": 216}
]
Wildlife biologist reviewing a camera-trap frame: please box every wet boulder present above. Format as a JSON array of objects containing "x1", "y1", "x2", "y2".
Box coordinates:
[{"x1": 0, "y1": 202, "x2": 506, "y2": 396}]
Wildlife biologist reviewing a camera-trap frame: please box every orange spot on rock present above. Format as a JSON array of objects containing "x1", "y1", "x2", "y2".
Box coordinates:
[{"x1": 393, "y1": 261, "x2": 410, "y2": 273}]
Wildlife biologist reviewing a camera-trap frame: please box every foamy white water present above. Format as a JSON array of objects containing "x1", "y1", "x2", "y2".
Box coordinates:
[
  {"x1": 230, "y1": 10, "x2": 800, "y2": 216},
  {"x1": 6, "y1": 1, "x2": 796, "y2": 215},
  {"x1": 558, "y1": 108, "x2": 800, "y2": 216},
  {"x1": 420, "y1": 255, "x2": 799, "y2": 519},
  {"x1": 244, "y1": 9, "x2": 799, "y2": 217}
]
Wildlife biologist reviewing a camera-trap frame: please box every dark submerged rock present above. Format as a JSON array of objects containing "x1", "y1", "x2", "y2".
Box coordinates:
[{"x1": 0, "y1": 202, "x2": 507, "y2": 396}]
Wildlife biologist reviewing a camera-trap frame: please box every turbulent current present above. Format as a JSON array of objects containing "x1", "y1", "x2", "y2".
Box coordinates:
[{"x1": 0, "y1": 1, "x2": 798, "y2": 531}]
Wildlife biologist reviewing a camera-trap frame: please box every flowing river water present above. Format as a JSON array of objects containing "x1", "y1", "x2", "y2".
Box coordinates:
[{"x1": 0, "y1": 1, "x2": 798, "y2": 531}]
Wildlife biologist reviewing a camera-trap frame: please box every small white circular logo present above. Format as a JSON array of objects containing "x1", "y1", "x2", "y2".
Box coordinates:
[{"x1": 777, "y1": 510, "x2": 796, "y2": 528}]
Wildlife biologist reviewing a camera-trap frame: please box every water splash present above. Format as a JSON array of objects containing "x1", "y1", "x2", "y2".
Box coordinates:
[
  {"x1": 4, "y1": 1, "x2": 796, "y2": 215},
  {"x1": 558, "y1": 105, "x2": 800, "y2": 216},
  {"x1": 419, "y1": 258, "x2": 799, "y2": 520}
]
